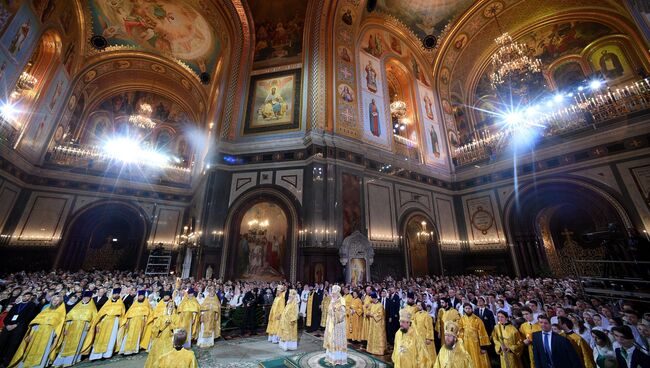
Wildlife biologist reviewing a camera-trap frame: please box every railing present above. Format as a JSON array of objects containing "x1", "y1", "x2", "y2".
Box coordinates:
[
  {"x1": 46, "y1": 144, "x2": 192, "y2": 185},
  {"x1": 572, "y1": 259, "x2": 650, "y2": 304},
  {"x1": 452, "y1": 79, "x2": 650, "y2": 166}
]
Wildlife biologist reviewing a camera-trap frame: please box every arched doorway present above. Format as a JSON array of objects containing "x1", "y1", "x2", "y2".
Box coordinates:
[
  {"x1": 401, "y1": 212, "x2": 439, "y2": 277},
  {"x1": 56, "y1": 202, "x2": 148, "y2": 270},
  {"x1": 222, "y1": 188, "x2": 299, "y2": 281},
  {"x1": 505, "y1": 180, "x2": 631, "y2": 277}
]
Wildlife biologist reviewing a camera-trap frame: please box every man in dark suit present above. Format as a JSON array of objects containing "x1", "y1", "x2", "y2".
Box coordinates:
[
  {"x1": 474, "y1": 296, "x2": 496, "y2": 336},
  {"x1": 385, "y1": 286, "x2": 401, "y2": 345},
  {"x1": 612, "y1": 325, "x2": 650, "y2": 368},
  {"x1": 532, "y1": 314, "x2": 581, "y2": 368},
  {"x1": 93, "y1": 287, "x2": 108, "y2": 311},
  {"x1": 307, "y1": 284, "x2": 323, "y2": 332},
  {"x1": 122, "y1": 287, "x2": 135, "y2": 311},
  {"x1": 0, "y1": 292, "x2": 38, "y2": 368},
  {"x1": 241, "y1": 285, "x2": 258, "y2": 336},
  {"x1": 447, "y1": 289, "x2": 461, "y2": 311}
]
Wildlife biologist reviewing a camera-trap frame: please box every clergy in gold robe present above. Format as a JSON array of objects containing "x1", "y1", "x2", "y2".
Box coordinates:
[
  {"x1": 118, "y1": 290, "x2": 151, "y2": 355},
  {"x1": 492, "y1": 311, "x2": 524, "y2": 368},
  {"x1": 266, "y1": 285, "x2": 285, "y2": 344},
  {"x1": 365, "y1": 292, "x2": 386, "y2": 356},
  {"x1": 197, "y1": 287, "x2": 221, "y2": 348},
  {"x1": 89, "y1": 289, "x2": 125, "y2": 361},
  {"x1": 52, "y1": 291, "x2": 97, "y2": 367},
  {"x1": 393, "y1": 309, "x2": 432, "y2": 368},
  {"x1": 402, "y1": 291, "x2": 419, "y2": 320},
  {"x1": 305, "y1": 289, "x2": 315, "y2": 330},
  {"x1": 434, "y1": 321, "x2": 473, "y2": 368},
  {"x1": 519, "y1": 307, "x2": 541, "y2": 368},
  {"x1": 279, "y1": 289, "x2": 299, "y2": 351},
  {"x1": 435, "y1": 299, "x2": 448, "y2": 339},
  {"x1": 177, "y1": 288, "x2": 200, "y2": 349},
  {"x1": 459, "y1": 303, "x2": 490, "y2": 368},
  {"x1": 155, "y1": 329, "x2": 198, "y2": 368},
  {"x1": 144, "y1": 291, "x2": 177, "y2": 368},
  {"x1": 9, "y1": 295, "x2": 66, "y2": 368},
  {"x1": 320, "y1": 290, "x2": 330, "y2": 329},
  {"x1": 347, "y1": 291, "x2": 364, "y2": 342},
  {"x1": 413, "y1": 301, "x2": 436, "y2": 365},
  {"x1": 559, "y1": 316, "x2": 595, "y2": 368},
  {"x1": 361, "y1": 288, "x2": 372, "y2": 341},
  {"x1": 323, "y1": 285, "x2": 347, "y2": 365}
]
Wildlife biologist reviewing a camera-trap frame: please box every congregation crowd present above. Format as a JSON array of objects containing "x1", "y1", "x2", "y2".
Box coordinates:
[{"x1": 0, "y1": 270, "x2": 648, "y2": 368}]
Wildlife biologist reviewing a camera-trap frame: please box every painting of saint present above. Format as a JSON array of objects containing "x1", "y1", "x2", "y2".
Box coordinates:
[
  {"x1": 390, "y1": 35, "x2": 402, "y2": 54},
  {"x1": 236, "y1": 202, "x2": 287, "y2": 280},
  {"x1": 349, "y1": 258, "x2": 366, "y2": 285},
  {"x1": 338, "y1": 46, "x2": 351, "y2": 62},
  {"x1": 8, "y1": 19, "x2": 30, "y2": 54},
  {"x1": 89, "y1": 0, "x2": 219, "y2": 75},
  {"x1": 365, "y1": 60, "x2": 377, "y2": 93},
  {"x1": 363, "y1": 33, "x2": 383, "y2": 57},
  {"x1": 429, "y1": 125, "x2": 440, "y2": 158},
  {"x1": 369, "y1": 99, "x2": 381, "y2": 137},
  {"x1": 341, "y1": 8, "x2": 353, "y2": 25},
  {"x1": 245, "y1": 70, "x2": 301, "y2": 134},
  {"x1": 250, "y1": 0, "x2": 307, "y2": 66},
  {"x1": 49, "y1": 80, "x2": 64, "y2": 111},
  {"x1": 339, "y1": 84, "x2": 354, "y2": 103},
  {"x1": 599, "y1": 50, "x2": 625, "y2": 79},
  {"x1": 423, "y1": 94, "x2": 434, "y2": 120}
]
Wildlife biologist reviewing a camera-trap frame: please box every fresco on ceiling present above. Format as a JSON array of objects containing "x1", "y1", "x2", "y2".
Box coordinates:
[
  {"x1": 376, "y1": 0, "x2": 475, "y2": 39},
  {"x1": 521, "y1": 21, "x2": 614, "y2": 64},
  {"x1": 88, "y1": 0, "x2": 221, "y2": 76},
  {"x1": 250, "y1": 0, "x2": 307, "y2": 68}
]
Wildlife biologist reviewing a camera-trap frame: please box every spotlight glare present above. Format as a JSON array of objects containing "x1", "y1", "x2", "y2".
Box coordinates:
[
  {"x1": 578, "y1": 86, "x2": 584, "y2": 91},
  {"x1": 103, "y1": 137, "x2": 170, "y2": 167},
  {"x1": 553, "y1": 94, "x2": 564, "y2": 103},
  {"x1": 589, "y1": 79, "x2": 603, "y2": 90},
  {"x1": 0, "y1": 102, "x2": 18, "y2": 121}
]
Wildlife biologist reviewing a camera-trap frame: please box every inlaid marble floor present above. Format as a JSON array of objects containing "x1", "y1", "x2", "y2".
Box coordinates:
[{"x1": 76, "y1": 332, "x2": 325, "y2": 368}]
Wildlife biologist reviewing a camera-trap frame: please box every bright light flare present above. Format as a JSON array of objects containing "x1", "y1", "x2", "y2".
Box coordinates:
[
  {"x1": 103, "y1": 137, "x2": 170, "y2": 167},
  {"x1": 589, "y1": 79, "x2": 603, "y2": 90},
  {"x1": 0, "y1": 102, "x2": 18, "y2": 121}
]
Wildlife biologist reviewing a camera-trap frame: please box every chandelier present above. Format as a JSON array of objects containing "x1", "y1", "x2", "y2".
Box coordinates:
[
  {"x1": 128, "y1": 102, "x2": 156, "y2": 130},
  {"x1": 16, "y1": 72, "x2": 38, "y2": 91},
  {"x1": 487, "y1": 5, "x2": 543, "y2": 96},
  {"x1": 390, "y1": 100, "x2": 407, "y2": 118}
]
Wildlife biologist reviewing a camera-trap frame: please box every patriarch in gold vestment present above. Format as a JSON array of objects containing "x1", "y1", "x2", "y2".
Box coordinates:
[
  {"x1": 459, "y1": 303, "x2": 490, "y2": 368},
  {"x1": 323, "y1": 285, "x2": 348, "y2": 365},
  {"x1": 434, "y1": 321, "x2": 473, "y2": 368},
  {"x1": 492, "y1": 311, "x2": 524, "y2": 368},
  {"x1": 52, "y1": 291, "x2": 97, "y2": 367},
  {"x1": 144, "y1": 291, "x2": 178, "y2": 368},
  {"x1": 279, "y1": 289, "x2": 299, "y2": 351},
  {"x1": 118, "y1": 290, "x2": 152, "y2": 355},
  {"x1": 177, "y1": 288, "x2": 200, "y2": 349},
  {"x1": 197, "y1": 286, "x2": 221, "y2": 348},
  {"x1": 393, "y1": 309, "x2": 432, "y2": 368},
  {"x1": 365, "y1": 292, "x2": 386, "y2": 356},
  {"x1": 9, "y1": 295, "x2": 66, "y2": 368},
  {"x1": 89, "y1": 289, "x2": 125, "y2": 361},
  {"x1": 266, "y1": 285, "x2": 285, "y2": 344}
]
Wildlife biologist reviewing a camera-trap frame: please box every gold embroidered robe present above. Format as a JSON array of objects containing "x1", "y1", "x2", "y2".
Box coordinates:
[
  {"x1": 492, "y1": 323, "x2": 524, "y2": 368},
  {"x1": 9, "y1": 304, "x2": 67, "y2": 368},
  {"x1": 177, "y1": 296, "x2": 200, "y2": 340},
  {"x1": 54, "y1": 300, "x2": 97, "y2": 367},
  {"x1": 320, "y1": 294, "x2": 330, "y2": 328},
  {"x1": 413, "y1": 310, "x2": 437, "y2": 365},
  {"x1": 279, "y1": 298, "x2": 298, "y2": 343},
  {"x1": 118, "y1": 299, "x2": 152, "y2": 354},
  {"x1": 266, "y1": 292, "x2": 285, "y2": 337},
  {"x1": 91, "y1": 298, "x2": 125, "y2": 356},
  {"x1": 392, "y1": 327, "x2": 432, "y2": 368},
  {"x1": 347, "y1": 297, "x2": 363, "y2": 341},
  {"x1": 433, "y1": 344, "x2": 474, "y2": 368},
  {"x1": 519, "y1": 321, "x2": 541, "y2": 368},
  {"x1": 197, "y1": 295, "x2": 221, "y2": 347},
  {"x1": 144, "y1": 301, "x2": 177, "y2": 368},
  {"x1": 459, "y1": 314, "x2": 491, "y2": 368},
  {"x1": 365, "y1": 302, "x2": 386, "y2": 356}
]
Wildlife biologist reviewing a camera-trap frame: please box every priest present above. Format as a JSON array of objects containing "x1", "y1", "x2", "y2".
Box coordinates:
[
  {"x1": 197, "y1": 286, "x2": 221, "y2": 348},
  {"x1": 434, "y1": 321, "x2": 473, "y2": 368},
  {"x1": 365, "y1": 292, "x2": 386, "y2": 356},
  {"x1": 144, "y1": 291, "x2": 177, "y2": 368},
  {"x1": 347, "y1": 290, "x2": 363, "y2": 342},
  {"x1": 412, "y1": 301, "x2": 436, "y2": 365},
  {"x1": 319, "y1": 289, "x2": 330, "y2": 329},
  {"x1": 177, "y1": 288, "x2": 200, "y2": 349},
  {"x1": 323, "y1": 285, "x2": 347, "y2": 365},
  {"x1": 266, "y1": 285, "x2": 285, "y2": 344},
  {"x1": 361, "y1": 286, "x2": 373, "y2": 343},
  {"x1": 519, "y1": 306, "x2": 541, "y2": 368},
  {"x1": 392, "y1": 309, "x2": 431, "y2": 368},
  {"x1": 492, "y1": 310, "x2": 524, "y2": 368},
  {"x1": 155, "y1": 329, "x2": 198, "y2": 368},
  {"x1": 89, "y1": 288, "x2": 125, "y2": 361},
  {"x1": 118, "y1": 290, "x2": 151, "y2": 355},
  {"x1": 279, "y1": 289, "x2": 299, "y2": 351},
  {"x1": 306, "y1": 284, "x2": 323, "y2": 332},
  {"x1": 9, "y1": 294, "x2": 66, "y2": 368},
  {"x1": 52, "y1": 291, "x2": 97, "y2": 367},
  {"x1": 459, "y1": 303, "x2": 491, "y2": 368}
]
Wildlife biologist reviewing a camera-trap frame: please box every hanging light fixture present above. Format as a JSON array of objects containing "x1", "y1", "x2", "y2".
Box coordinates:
[
  {"x1": 128, "y1": 101, "x2": 156, "y2": 130},
  {"x1": 487, "y1": 4, "x2": 544, "y2": 99}
]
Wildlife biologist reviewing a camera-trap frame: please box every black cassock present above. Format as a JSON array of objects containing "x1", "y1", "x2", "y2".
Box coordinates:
[{"x1": 307, "y1": 288, "x2": 323, "y2": 332}]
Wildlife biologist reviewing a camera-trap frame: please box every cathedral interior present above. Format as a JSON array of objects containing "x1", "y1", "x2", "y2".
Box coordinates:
[
  {"x1": 0, "y1": 0, "x2": 649, "y2": 293},
  {"x1": 1, "y1": 1, "x2": 650, "y2": 367}
]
